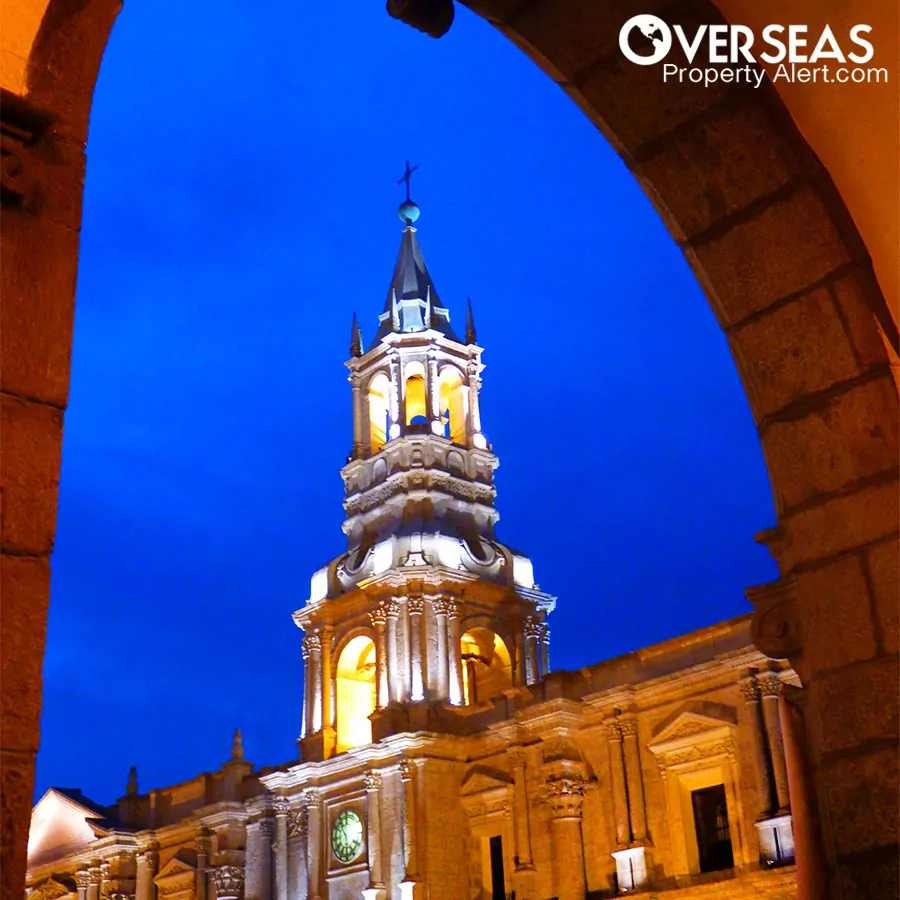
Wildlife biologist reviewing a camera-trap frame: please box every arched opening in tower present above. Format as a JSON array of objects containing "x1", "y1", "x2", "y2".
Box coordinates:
[
  {"x1": 367, "y1": 372, "x2": 391, "y2": 454},
  {"x1": 460, "y1": 628, "x2": 513, "y2": 706},
  {"x1": 335, "y1": 635, "x2": 377, "y2": 752},
  {"x1": 404, "y1": 361, "x2": 427, "y2": 427},
  {"x1": 440, "y1": 366, "x2": 468, "y2": 445}
]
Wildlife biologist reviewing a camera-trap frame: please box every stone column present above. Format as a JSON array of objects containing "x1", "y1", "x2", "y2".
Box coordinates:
[
  {"x1": 306, "y1": 792, "x2": 323, "y2": 900},
  {"x1": 369, "y1": 607, "x2": 389, "y2": 709},
  {"x1": 427, "y1": 351, "x2": 440, "y2": 434},
  {"x1": 523, "y1": 618, "x2": 540, "y2": 685},
  {"x1": 274, "y1": 797, "x2": 290, "y2": 900},
  {"x1": 407, "y1": 598, "x2": 425, "y2": 701},
  {"x1": 447, "y1": 602, "x2": 464, "y2": 706},
  {"x1": 399, "y1": 760, "x2": 420, "y2": 884},
  {"x1": 196, "y1": 831, "x2": 211, "y2": 900},
  {"x1": 287, "y1": 803, "x2": 310, "y2": 900},
  {"x1": 350, "y1": 371, "x2": 365, "y2": 458},
  {"x1": 760, "y1": 675, "x2": 791, "y2": 812},
  {"x1": 620, "y1": 717, "x2": 647, "y2": 842},
  {"x1": 432, "y1": 598, "x2": 450, "y2": 700},
  {"x1": 87, "y1": 866, "x2": 101, "y2": 900},
  {"x1": 539, "y1": 624, "x2": 550, "y2": 677},
  {"x1": 604, "y1": 720, "x2": 631, "y2": 845},
  {"x1": 466, "y1": 361, "x2": 482, "y2": 438},
  {"x1": 545, "y1": 779, "x2": 587, "y2": 900},
  {"x1": 509, "y1": 750, "x2": 534, "y2": 871},
  {"x1": 740, "y1": 676, "x2": 774, "y2": 817},
  {"x1": 301, "y1": 637, "x2": 312, "y2": 739},
  {"x1": 365, "y1": 771, "x2": 386, "y2": 892},
  {"x1": 321, "y1": 626, "x2": 335, "y2": 737},
  {"x1": 141, "y1": 853, "x2": 157, "y2": 900},
  {"x1": 245, "y1": 818, "x2": 272, "y2": 900},
  {"x1": 307, "y1": 634, "x2": 322, "y2": 733},
  {"x1": 389, "y1": 352, "x2": 402, "y2": 435},
  {"x1": 211, "y1": 867, "x2": 244, "y2": 900},
  {"x1": 76, "y1": 871, "x2": 90, "y2": 900},
  {"x1": 386, "y1": 600, "x2": 402, "y2": 703}
]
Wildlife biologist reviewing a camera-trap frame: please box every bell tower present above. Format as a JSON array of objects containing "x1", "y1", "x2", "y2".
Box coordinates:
[{"x1": 294, "y1": 193, "x2": 555, "y2": 761}]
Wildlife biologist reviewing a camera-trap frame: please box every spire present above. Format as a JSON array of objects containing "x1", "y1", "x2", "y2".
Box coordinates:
[
  {"x1": 466, "y1": 298, "x2": 477, "y2": 345},
  {"x1": 369, "y1": 200, "x2": 462, "y2": 348},
  {"x1": 350, "y1": 312, "x2": 362, "y2": 358},
  {"x1": 126, "y1": 766, "x2": 138, "y2": 796},
  {"x1": 231, "y1": 728, "x2": 244, "y2": 761}
]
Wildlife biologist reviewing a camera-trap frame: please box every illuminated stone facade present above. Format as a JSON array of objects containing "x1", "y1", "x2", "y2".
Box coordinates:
[{"x1": 25, "y1": 208, "x2": 799, "y2": 900}]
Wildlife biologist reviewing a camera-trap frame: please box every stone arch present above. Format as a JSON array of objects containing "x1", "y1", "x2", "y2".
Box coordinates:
[
  {"x1": 460, "y1": 621, "x2": 515, "y2": 704},
  {"x1": 2, "y1": 1, "x2": 896, "y2": 896},
  {"x1": 332, "y1": 629, "x2": 377, "y2": 753}
]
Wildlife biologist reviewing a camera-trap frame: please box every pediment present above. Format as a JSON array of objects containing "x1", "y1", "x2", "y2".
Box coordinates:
[
  {"x1": 460, "y1": 765, "x2": 514, "y2": 797},
  {"x1": 28, "y1": 790, "x2": 107, "y2": 867},
  {"x1": 154, "y1": 852, "x2": 197, "y2": 885},
  {"x1": 649, "y1": 710, "x2": 735, "y2": 755}
]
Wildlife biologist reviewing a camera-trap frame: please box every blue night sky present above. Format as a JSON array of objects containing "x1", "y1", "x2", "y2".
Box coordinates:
[{"x1": 36, "y1": 0, "x2": 777, "y2": 803}]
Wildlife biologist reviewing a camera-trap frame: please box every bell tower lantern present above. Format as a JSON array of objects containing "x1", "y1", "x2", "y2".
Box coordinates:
[{"x1": 294, "y1": 188, "x2": 555, "y2": 761}]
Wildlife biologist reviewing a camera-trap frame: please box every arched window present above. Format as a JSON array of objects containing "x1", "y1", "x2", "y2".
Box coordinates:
[
  {"x1": 440, "y1": 367, "x2": 468, "y2": 445},
  {"x1": 460, "y1": 628, "x2": 512, "y2": 706},
  {"x1": 367, "y1": 372, "x2": 390, "y2": 453},
  {"x1": 335, "y1": 635, "x2": 376, "y2": 752},
  {"x1": 404, "y1": 360, "x2": 427, "y2": 426}
]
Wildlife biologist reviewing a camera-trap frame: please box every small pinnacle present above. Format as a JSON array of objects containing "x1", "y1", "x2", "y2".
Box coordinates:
[
  {"x1": 126, "y1": 766, "x2": 138, "y2": 796},
  {"x1": 465, "y1": 298, "x2": 477, "y2": 345},
  {"x1": 231, "y1": 728, "x2": 244, "y2": 761},
  {"x1": 350, "y1": 312, "x2": 362, "y2": 357}
]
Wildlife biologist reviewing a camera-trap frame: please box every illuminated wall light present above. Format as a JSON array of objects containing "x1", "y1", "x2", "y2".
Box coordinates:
[{"x1": 472, "y1": 432, "x2": 487, "y2": 449}]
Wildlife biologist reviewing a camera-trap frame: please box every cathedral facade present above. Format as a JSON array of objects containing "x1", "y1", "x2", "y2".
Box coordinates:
[{"x1": 26, "y1": 203, "x2": 798, "y2": 900}]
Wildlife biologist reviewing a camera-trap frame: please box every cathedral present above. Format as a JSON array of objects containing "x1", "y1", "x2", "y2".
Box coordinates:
[{"x1": 25, "y1": 199, "x2": 799, "y2": 900}]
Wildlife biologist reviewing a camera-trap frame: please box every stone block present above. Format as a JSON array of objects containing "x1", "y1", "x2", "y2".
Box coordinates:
[
  {"x1": 634, "y1": 96, "x2": 799, "y2": 242},
  {"x1": 0, "y1": 554, "x2": 50, "y2": 754},
  {"x1": 760, "y1": 375, "x2": 899, "y2": 513},
  {"x1": 823, "y1": 745, "x2": 899, "y2": 857},
  {"x1": 0, "y1": 393, "x2": 65, "y2": 556},
  {"x1": 784, "y1": 478, "x2": 899, "y2": 568},
  {"x1": 835, "y1": 847, "x2": 900, "y2": 900},
  {"x1": 816, "y1": 655, "x2": 899, "y2": 755},
  {"x1": 728, "y1": 287, "x2": 861, "y2": 421},
  {"x1": 687, "y1": 187, "x2": 851, "y2": 328},
  {"x1": 831, "y1": 270, "x2": 897, "y2": 369},
  {"x1": 795, "y1": 555, "x2": 876, "y2": 677},
  {"x1": 867, "y1": 539, "x2": 900, "y2": 655},
  {"x1": 0, "y1": 213, "x2": 79, "y2": 407},
  {"x1": 0, "y1": 750, "x2": 36, "y2": 900}
]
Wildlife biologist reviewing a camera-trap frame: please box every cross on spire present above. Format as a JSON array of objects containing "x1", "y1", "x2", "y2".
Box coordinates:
[{"x1": 397, "y1": 160, "x2": 418, "y2": 202}]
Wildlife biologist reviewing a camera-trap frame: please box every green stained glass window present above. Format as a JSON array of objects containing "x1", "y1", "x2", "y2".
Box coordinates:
[{"x1": 331, "y1": 809, "x2": 363, "y2": 864}]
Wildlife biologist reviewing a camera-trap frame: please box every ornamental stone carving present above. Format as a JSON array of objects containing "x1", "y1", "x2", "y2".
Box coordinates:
[
  {"x1": 273, "y1": 795, "x2": 290, "y2": 815},
  {"x1": 431, "y1": 597, "x2": 450, "y2": 616},
  {"x1": 108, "y1": 893, "x2": 134, "y2": 900},
  {"x1": 739, "y1": 677, "x2": 761, "y2": 702},
  {"x1": 195, "y1": 832, "x2": 212, "y2": 855},
  {"x1": 369, "y1": 607, "x2": 387, "y2": 627},
  {"x1": 257, "y1": 819, "x2": 274, "y2": 840},
  {"x1": 618, "y1": 718, "x2": 638, "y2": 738},
  {"x1": 76, "y1": 872, "x2": 92, "y2": 890},
  {"x1": 399, "y1": 759, "x2": 416, "y2": 782},
  {"x1": 407, "y1": 597, "x2": 425, "y2": 615},
  {"x1": 603, "y1": 720, "x2": 622, "y2": 741},
  {"x1": 385, "y1": 599, "x2": 402, "y2": 618},
  {"x1": 545, "y1": 779, "x2": 585, "y2": 818},
  {"x1": 507, "y1": 748, "x2": 525, "y2": 769},
  {"x1": 210, "y1": 866, "x2": 244, "y2": 900},
  {"x1": 758, "y1": 674, "x2": 782, "y2": 697},
  {"x1": 364, "y1": 770, "x2": 383, "y2": 791},
  {"x1": 287, "y1": 808, "x2": 308, "y2": 838},
  {"x1": 524, "y1": 617, "x2": 542, "y2": 638},
  {"x1": 305, "y1": 634, "x2": 321, "y2": 653}
]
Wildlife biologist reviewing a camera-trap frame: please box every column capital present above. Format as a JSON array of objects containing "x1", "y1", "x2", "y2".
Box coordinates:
[
  {"x1": 399, "y1": 759, "x2": 417, "y2": 782},
  {"x1": 603, "y1": 718, "x2": 623, "y2": 741},
  {"x1": 75, "y1": 871, "x2": 92, "y2": 890},
  {"x1": 195, "y1": 831, "x2": 212, "y2": 855},
  {"x1": 369, "y1": 606, "x2": 387, "y2": 628},
  {"x1": 88, "y1": 868, "x2": 102, "y2": 885},
  {"x1": 256, "y1": 818, "x2": 275, "y2": 840},
  {"x1": 739, "y1": 675, "x2": 762, "y2": 702},
  {"x1": 524, "y1": 616, "x2": 542, "y2": 638},
  {"x1": 364, "y1": 769, "x2": 383, "y2": 791},
  {"x1": 305, "y1": 633, "x2": 321, "y2": 653},
  {"x1": 385, "y1": 598, "x2": 402, "y2": 618},
  {"x1": 508, "y1": 747, "x2": 526, "y2": 769},
  {"x1": 407, "y1": 596, "x2": 425, "y2": 615},
  {"x1": 618, "y1": 717, "x2": 639, "y2": 739},
  {"x1": 273, "y1": 795, "x2": 290, "y2": 816},
  {"x1": 431, "y1": 596, "x2": 450, "y2": 616},
  {"x1": 210, "y1": 866, "x2": 244, "y2": 900},
  {"x1": 544, "y1": 778, "x2": 585, "y2": 818},
  {"x1": 758, "y1": 673, "x2": 783, "y2": 697}
]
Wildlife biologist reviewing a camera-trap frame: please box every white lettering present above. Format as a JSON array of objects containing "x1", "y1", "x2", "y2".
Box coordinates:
[
  {"x1": 761, "y1": 25, "x2": 787, "y2": 63},
  {"x1": 809, "y1": 25, "x2": 845, "y2": 63},
  {"x1": 788, "y1": 25, "x2": 808, "y2": 63},
  {"x1": 673, "y1": 24, "x2": 708, "y2": 64},
  {"x1": 848, "y1": 24, "x2": 874, "y2": 64},
  {"x1": 731, "y1": 25, "x2": 756, "y2": 63},
  {"x1": 708, "y1": 25, "x2": 729, "y2": 62}
]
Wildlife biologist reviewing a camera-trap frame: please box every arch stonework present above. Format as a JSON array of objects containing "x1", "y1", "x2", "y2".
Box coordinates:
[{"x1": 1, "y1": 1, "x2": 896, "y2": 898}]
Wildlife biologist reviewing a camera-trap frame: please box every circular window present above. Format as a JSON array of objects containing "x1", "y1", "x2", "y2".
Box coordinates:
[{"x1": 331, "y1": 809, "x2": 364, "y2": 864}]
